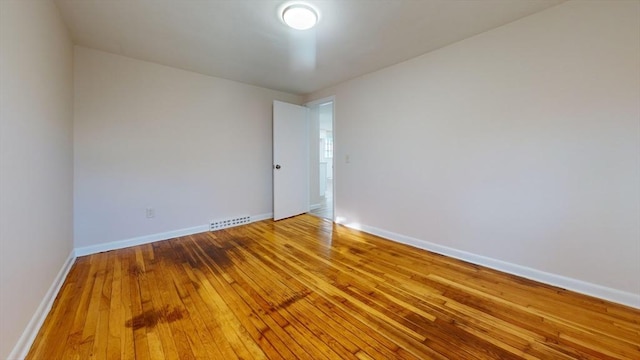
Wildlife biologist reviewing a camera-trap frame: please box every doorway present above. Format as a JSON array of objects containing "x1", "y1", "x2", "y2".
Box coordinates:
[{"x1": 307, "y1": 99, "x2": 334, "y2": 220}]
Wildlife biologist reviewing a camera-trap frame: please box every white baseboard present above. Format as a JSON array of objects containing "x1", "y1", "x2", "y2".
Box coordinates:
[
  {"x1": 252, "y1": 212, "x2": 274, "y2": 222},
  {"x1": 8, "y1": 249, "x2": 76, "y2": 360},
  {"x1": 20, "y1": 213, "x2": 636, "y2": 360},
  {"x1": 337, "y1": 220, "x2": 640, "y2": 309},
  {"x1": 8, "y1": 213, "x2": 275, "y2": 358},
  {"x1": 75, "y1": 224, "x2": 209, "y2": 257},
  {"x1": 75, "y1": 212, "x2": 274, "y2": 257}
]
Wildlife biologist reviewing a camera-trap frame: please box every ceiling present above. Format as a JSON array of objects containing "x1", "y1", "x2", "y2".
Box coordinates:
[{"x1": 55, "y1": 0, "x2": 564, "y2": 95}]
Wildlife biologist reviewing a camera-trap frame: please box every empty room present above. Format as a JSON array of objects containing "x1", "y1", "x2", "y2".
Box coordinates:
[{"x1": 1, "y1": 0, "x2": 639, "y2": 359}]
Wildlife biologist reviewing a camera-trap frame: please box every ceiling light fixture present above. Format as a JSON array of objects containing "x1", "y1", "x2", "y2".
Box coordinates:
[{"x1": 282, "y1": 4, "x2": 318, "y2": 30}]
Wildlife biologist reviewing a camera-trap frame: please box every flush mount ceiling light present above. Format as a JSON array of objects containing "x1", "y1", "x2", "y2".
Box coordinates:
[{"x1": 282, "y1": 4, "x2": 318, "y2": 30}]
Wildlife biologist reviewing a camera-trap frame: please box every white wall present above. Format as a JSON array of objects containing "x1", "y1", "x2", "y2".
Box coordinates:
[
  {"x1": 307, "y1": 1, "x2": 640, "y2": 299},
  {"x1": 74, "y1": 47, "x2": 301, "y2": 248},
  {"x1": 0, "y1": 1, "x2": 74, "y2": 358},
  {"x1": 309, "y1": 105, "x2": 321, "y2": 206}
]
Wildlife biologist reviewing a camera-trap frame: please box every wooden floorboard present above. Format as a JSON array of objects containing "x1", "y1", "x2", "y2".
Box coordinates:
[{"x1": 27, "y1": 214, "x2": 640, "y2": 359}]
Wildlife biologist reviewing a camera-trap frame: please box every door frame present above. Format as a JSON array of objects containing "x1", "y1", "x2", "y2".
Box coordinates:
[{"x1": 305, "y1": 96, "x2": 336, "y2": 222}]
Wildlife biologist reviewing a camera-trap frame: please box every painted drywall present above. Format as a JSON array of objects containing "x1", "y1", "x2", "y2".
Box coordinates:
[
  {"x1": 307, "y1": 0, "x2": 640, "y2": 296},
  {"x1": 0, "y1": 1, "x2": 74, "y2": 358},
  {"x1": 309, "y1": 105, "x2": 321, "y2": 206},
  {"x1": 74, "y1": 47, "x2": 302, "y2": 248}
]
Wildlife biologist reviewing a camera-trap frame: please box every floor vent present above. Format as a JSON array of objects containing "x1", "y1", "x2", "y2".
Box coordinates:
[{"x1": 210, "y1": 215, "x2": 251, "y2": 231}]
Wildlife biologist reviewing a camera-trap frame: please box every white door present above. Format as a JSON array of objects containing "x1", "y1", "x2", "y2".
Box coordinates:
[{"x1": 273, "y1": 100, "x2": 309, "y2": 220}]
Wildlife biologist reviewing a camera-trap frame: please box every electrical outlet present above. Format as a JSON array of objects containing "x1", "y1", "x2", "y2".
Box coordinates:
[{"x1": 146, "y1": 207, "x2": 155, "y2": 218}]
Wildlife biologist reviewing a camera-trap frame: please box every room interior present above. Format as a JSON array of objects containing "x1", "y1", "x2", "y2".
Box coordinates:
[
  {"x1": 1, "y1": 0, "x2": 639, "y2": 358},
  {"x1": 309, "y1": 101, "x2": 334, "y2": 220}
]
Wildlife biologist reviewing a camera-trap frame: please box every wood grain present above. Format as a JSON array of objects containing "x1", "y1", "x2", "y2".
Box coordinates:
[{"x1": 27, "y1": 214, "x2": 640, "y2": 359}]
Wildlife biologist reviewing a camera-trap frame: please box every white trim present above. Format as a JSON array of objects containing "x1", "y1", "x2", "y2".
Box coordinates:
[
  {"x1": 9, "y1": 213, "x2": 276, "y2": 357},
  {"x1": 75, "y1": 213, "x2": 275, "y2": 257},
  {"x1": 309, "y1": 203, "x2": 321, "y2": 210},
  {"x1": 252, "y1": 212, "x2": 274, "y2": 222},
  {"x1": 9, "y1": 249, "x2": 76, "y2": 360},
  {"x1": 75, "y1": 225, "x2": 209, "y2": 257},
  {"x1": 305, "y1": 95, "x2": 335, "y2": 108},
  {"x1": 336, "y1": 220, "x2": 640, "y2": 309}
]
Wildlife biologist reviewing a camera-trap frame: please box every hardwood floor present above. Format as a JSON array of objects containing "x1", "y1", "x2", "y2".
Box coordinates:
[{"x1": 27, "y1": 215, "x2": 639, "y2": 359}]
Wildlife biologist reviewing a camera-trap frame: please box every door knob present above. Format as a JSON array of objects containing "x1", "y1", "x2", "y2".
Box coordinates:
[{"x1": 275, "y1": 164, "x2": 281, "y2": 169}]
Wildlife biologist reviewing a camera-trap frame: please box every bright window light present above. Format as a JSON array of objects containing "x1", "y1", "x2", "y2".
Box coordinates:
[{"x1": 282, "y1": 4, "x2": 318, "y2": 30}]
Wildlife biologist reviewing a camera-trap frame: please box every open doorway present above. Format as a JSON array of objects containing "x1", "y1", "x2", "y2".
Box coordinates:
[{"x1": 307, "y1": 99, "x2": 334, "y2": 220}]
